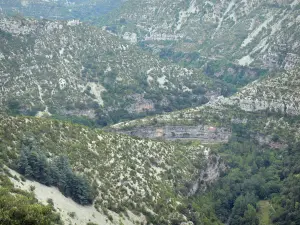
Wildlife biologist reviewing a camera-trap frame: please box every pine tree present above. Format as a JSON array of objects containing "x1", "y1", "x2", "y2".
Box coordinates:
[
  {"x1": 49, "y1": 162, "x2": 59, "y2": 186},
  {"x1": 17, "y1": 138, "x2": 94, "y2": 205},
  {"x1": 38, "y1": 153, "x2": 51, "y2": 185},
  {"x1": 27, "y1": 151, "x2": 40, "y2": 180},
  {"x1": 18, "y1": 149, "x2": 29, "y2": 174},
  {"x1": 25, "y1": 164, "x2": 33, "y2": 178},
  {"x1": 243, "y1": 204, "x2": 258, "y2": 225}
]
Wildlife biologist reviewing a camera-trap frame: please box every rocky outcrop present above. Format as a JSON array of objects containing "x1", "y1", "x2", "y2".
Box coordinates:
[
  {"x1": 188, "y1": 154, "x2": 226, "y2": 196},
  {"x1": 212, "y1": 68, "x2": 300, "y2": 115},
  {"x1": 115, "y1": 125, "x2": 231, "y2": 143},
  {"x1": 127, "y1": 94, "x2": 155, "y2": 113}
]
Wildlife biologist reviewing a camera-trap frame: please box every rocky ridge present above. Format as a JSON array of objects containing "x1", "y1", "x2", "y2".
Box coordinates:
[
  {"x1": 114, "y1": 125, "x2": 231, "y2": 143},
  {"x1": 104, "y1": 0, "x2": 300, "y2": 70},
  {"x1": 212, "y1": 67, "x2": 300, "y2": 115}
]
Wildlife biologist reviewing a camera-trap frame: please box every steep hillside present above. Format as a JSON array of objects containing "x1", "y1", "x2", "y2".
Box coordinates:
[
  {"x1": 215, "y1": 66, "x2": 300, "y2": 115},
  {"x1": 1, "y1": 66, "x2": 297, "y2": 224},
  {"x1": 0, "y1": 16, "x2": 226, "y2": 124},
  {"x1": 0, "y1": 0, "x2": 124, "y2": 22},
  {"x1": 104, "y1": 0, "x2": 300, "y2": 75},
  {"x1": 0, "y1": 166, "x2": 62, "y2": 225},
  {"x1": 0, "y1": 115, "x2": 225, "y2": 224},
  {"x1": 107, "y1": 66, "x2": 300, "y2": 225},
  {"x1": 111, "y1": 66, "x2": 300, "y2": 145}
]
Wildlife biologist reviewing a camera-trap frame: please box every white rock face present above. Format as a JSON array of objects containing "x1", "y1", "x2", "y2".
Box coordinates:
[
  {"x1": 59, "y1": 78, "x2": 67, "y2": 90},
  {"x1": 67, "y1": 19, "x2": 80, "y2": 26},
  {"x1": 189, "y1": 154, "x2": 226, "y2": 196},
  {"x1": 157, "y1": 75, "x2": 168, "y2": 89},
  {"x1": 87, "y1": 82, "x2": 106, "y2": 106},
  {"x1": 238, "y1": 55, "x2": 254, "y2": 66},
  {"x1": 180, "y1": 222, "x2": 194, "y2": 225},
  {"x1": 215, "y1": 68, "x2": 300, "y2": 115},
  {"x1": 123, "y1": 32, "x2": 138, "y2": 43}
]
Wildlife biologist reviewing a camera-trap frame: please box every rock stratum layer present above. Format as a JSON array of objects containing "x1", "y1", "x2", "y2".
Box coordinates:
[{"x1": 105, "y1": 0, "x2": 300, "y2": 70}]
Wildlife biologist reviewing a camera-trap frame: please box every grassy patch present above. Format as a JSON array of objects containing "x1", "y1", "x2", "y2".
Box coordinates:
[{"x1": 258, "y1": 201, "x2": 273, "y2": 225}]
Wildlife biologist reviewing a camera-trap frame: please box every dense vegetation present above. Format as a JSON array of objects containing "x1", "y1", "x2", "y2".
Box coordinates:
[
  {"x1": 183, "y1": 125, "x2": 300, "y2": 225},
  {"x1": 0, "y1": 112, "x2": 300, "y2": 224},
  {"x1": 0, "y1": 115, "x2": 214, "y2": 224},
  {"x1": 17, "y1": 137, "x2": 94, "y2": 205},
  {"x1": 204, "y1": 61, "x2": 268, "y2": 88},
  {"x1": 273, "y1": 143, "x2": 300, "y2": 225}
]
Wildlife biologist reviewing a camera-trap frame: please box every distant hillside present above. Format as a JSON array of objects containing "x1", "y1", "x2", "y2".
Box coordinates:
[
  {"x1": 0, "y1": 16, "x2": 229, "y2": 125},
  {"x1": 0, "y1": 0, "x2": 124, "y2": 22},
  {"x1": 103, "y1": 0, "x2": 300, "y2": 82}
]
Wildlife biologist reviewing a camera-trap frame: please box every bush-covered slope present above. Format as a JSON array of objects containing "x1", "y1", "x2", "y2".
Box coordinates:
[
  {"x1": 0, "y1": 16, "x2": 228, "y2": 124},
  {"x1": 0, "y1": 115, "x2": 224, "y2": 224}
]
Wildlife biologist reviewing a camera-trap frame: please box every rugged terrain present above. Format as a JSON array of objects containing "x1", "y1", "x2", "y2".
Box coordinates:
[
  {"x1": 104, "y1": 65, "x2": 300, "y2": 224},
  {"x1": 104, "y1": 0, "x2": 300, "y2": 78},
  {"x1": 0, "y1": 115, "x2": 225, "y2": 224},
  {"x1": 0, "y1": 16, "x2": 227, "y2": 124},
  {"x1": 0, "y1": 1, "x2": 300, "y2": 225},
  {"x1": 111, "y1": 66, "x2": 300, "y2": 145}
]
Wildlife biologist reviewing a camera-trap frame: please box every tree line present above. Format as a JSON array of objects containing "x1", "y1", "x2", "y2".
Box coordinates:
[{"x1": 17, "y1": 137, "x2": 94, "y2": 205}]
